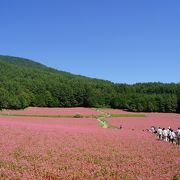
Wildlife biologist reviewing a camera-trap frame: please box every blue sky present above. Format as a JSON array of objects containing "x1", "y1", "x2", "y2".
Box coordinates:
[{"x1": 0, "y1": 0, "x2": 180, "y2": 84}]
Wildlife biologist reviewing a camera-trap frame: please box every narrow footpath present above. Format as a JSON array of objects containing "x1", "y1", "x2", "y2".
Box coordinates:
[{"x1": 94, "y1": 109, "x2": 119, "y2": 129}]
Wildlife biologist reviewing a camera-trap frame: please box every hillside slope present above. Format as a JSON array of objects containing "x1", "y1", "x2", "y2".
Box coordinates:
[
  {"x1": 0, "y1": 55, "x2": 46, "y2": 69},
  {"x1": 0, "y1": 55, "x2": 180, "y2": 112}
]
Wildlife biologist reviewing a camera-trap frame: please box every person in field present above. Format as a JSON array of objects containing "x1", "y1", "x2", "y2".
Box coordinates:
[
  {"x1": 154, "y1": 127, "x2": 158, "y2": 134},
  {"x1": 157, "y1": 127, "x2": 163, "y2": 140},
  {"x1": 150, "y1": 126, "x2": 157, "y2": 134},
  {"x1": 150, "y1": 126, "x2": 155, "y2": 133},
  {"x1": 167, "y1": 127, "x2": 171, "y2": 142},
  {"x1": 169, "y1": 129, "x2": 176, "y2": 144},
  {"x1": 176, "y1": 127, "x2": 180, "y2": 145},
  {"x1": 162, "y1": 128, "x2": 168, "y2": 141}
]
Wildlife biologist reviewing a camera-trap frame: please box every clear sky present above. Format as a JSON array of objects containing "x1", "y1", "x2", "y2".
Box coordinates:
[{"x1": 0, "y1": 0, "x2": 180, "y2": 84}]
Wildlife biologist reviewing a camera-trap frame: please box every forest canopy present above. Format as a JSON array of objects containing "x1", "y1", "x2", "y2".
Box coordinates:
[{"x1": 0, "y1": 55, "x2": 180, "y2": 113}]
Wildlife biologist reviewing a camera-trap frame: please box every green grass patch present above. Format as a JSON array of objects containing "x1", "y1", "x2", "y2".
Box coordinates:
[
  {"x1": 107, "y1": 124, "x2": 120, "y2": 129},
  {"x1": 0, "y1": 113, "x2": 104, "y2": 119},
  {"x1": 0, "y1": 113, "x2": 93, "y2": 118},
  {"x1": 109, "y1": 114, "x2": 145, "y2": 118}
]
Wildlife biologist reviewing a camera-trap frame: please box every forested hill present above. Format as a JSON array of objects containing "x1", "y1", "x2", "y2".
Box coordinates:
[{"x1": 0, "y1": 55, "x2": 180, "y2": 113}]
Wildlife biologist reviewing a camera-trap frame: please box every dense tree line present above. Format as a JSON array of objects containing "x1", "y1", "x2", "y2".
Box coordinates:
[{"x1": 0, "y1": 55, "x2": 180, "y2": 113}]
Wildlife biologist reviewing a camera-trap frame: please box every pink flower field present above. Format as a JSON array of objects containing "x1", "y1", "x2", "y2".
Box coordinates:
[
  {"x1": 107, "y1": 112, "x2": 180, "y2": 130},
  {"x1": 0, "y1": 107, "x2": 101, "y2": 116},
  {"x1": 0, "y1": 110, "x2": 180, "y2": 179}
]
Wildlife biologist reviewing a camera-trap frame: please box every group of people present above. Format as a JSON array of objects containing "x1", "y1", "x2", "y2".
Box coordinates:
[{"x1": 150, "y1": 126, "x2": 180, "y2": 145}]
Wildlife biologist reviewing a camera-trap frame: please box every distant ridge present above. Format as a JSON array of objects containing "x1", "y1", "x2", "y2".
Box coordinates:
[
  {"x1": 0, "y1": 55, "x2": 46, "y2": 69},
  {"x1": 0, "y1": 55, "x2": 109, "y2": 81}
]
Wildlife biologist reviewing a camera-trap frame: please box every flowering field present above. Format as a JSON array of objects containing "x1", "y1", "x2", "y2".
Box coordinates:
[
  {"x1": 107, "y1": 112, "x2": 180, "y2": 130},
  {"x1": 0, "y1": 109, "x2": 180, "y2": 179},
  {"x1": 0, "y1": 107, "x2": 100, "y2": 116}
]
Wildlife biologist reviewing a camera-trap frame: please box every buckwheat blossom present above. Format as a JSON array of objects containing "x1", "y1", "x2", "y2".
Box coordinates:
[{"x1": 0, "y1": 109, "x2": 179, "y2": 179}]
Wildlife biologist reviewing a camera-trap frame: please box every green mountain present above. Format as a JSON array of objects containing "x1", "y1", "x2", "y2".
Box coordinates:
[{"x1": 0, "y1": 55, "x2": 180, "y2": 112}]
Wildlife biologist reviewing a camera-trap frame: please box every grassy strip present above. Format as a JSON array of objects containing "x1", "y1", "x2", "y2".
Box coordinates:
[
  {"x1": 0, "y1": 113, "x2": 95, "y2": 118},
  {"x1": 110, "y1": 114, "x2": 145, "y2": 118},
  {"x1": 0, "y1": 113, "x2": 145, "y2": 120},
  {"x1": 107, "y1": 124, "x2": 120, "y2": 129}
]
